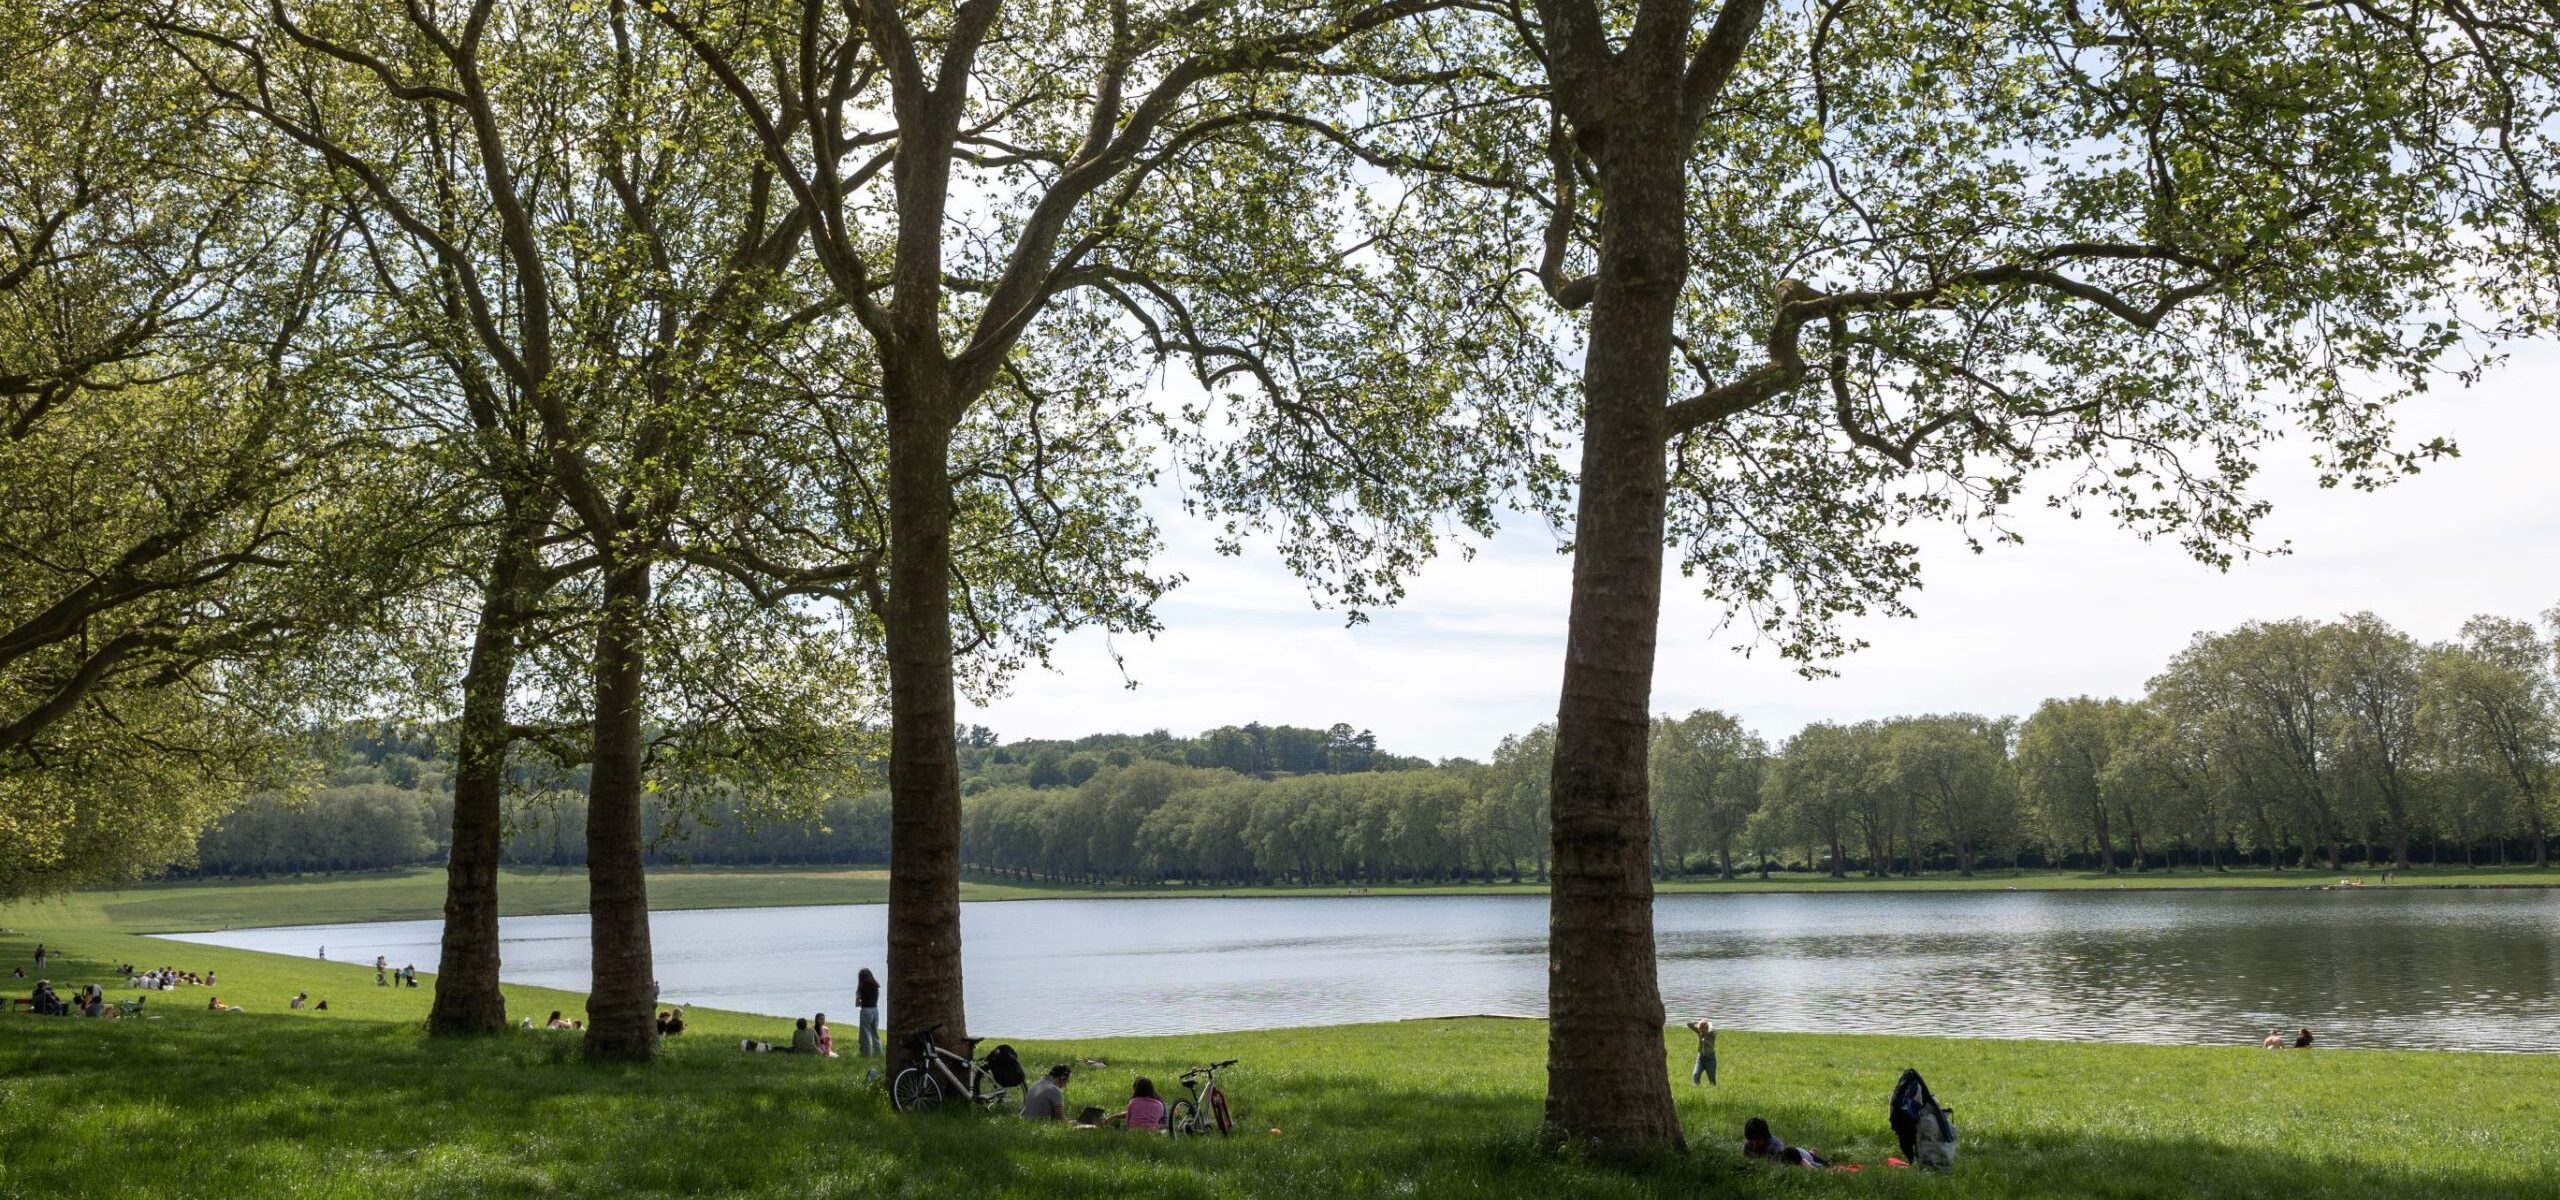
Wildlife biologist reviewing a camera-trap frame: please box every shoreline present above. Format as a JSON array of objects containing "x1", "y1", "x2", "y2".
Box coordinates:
[{"x1": 41, "y1": 865, "x2": 2558, "y2": 935}]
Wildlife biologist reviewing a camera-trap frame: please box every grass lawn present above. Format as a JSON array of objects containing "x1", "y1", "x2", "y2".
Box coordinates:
[
  {"x1": 34, "y1": 862, "x2": 2560, "y2": 934},
  {"x1": 5, "y1": 908, "x2": 2558, "y2": 1198}
]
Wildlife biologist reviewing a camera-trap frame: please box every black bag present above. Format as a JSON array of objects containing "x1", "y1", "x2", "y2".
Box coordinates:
[
  {"x1": 1889, "y1": 1068, "x2": 1957, "y2": 1169},
  {"x1": 986, "y1": 1043, "x2": 1027, "y2": 1089}
]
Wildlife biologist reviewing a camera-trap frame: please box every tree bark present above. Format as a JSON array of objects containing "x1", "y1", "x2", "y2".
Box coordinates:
[
  {"x1": 1541, "y1": 88, "x2": 1688, "y2": 1153},
  {"x1": 428, "y1": 527, "x2": 538, "y2": 1035},
  {"x1": 884, "y1": 388, "x2": 968, "y2": 1051},
  {"x1": 582, "y1": 557, "x2": 657, "y2": 1059}
]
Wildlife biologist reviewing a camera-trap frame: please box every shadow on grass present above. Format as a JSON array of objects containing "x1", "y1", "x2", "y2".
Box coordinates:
[
  {"x1": 0, "y1": 1014, "x2": 2547, "y2": 1200},
  {"x1": 3, "y1": 938, "x2": 2547, "y2": 1200}
]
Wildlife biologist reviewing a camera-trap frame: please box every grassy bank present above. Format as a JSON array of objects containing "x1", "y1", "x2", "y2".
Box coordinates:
[
  {"x1": 27, "y1": 863, "x2": 2559, "y2": 934},
  {"x1": 3, "y1": 913, "x2": 2556, "y2": 1199}
]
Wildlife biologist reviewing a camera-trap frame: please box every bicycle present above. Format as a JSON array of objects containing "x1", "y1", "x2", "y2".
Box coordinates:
[
  {"x1": 1166, "y1": 1059, "x2": 1238, "y2": 1136},
  {"x1": 890, "y1": 1024, "x2": 1013, "y2": 1113}
]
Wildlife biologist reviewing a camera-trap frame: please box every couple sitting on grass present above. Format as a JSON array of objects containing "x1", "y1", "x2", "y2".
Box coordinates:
[
  {"x1": 1019, "y1": 1063, "x2": 1167, "y2": 1132},
  {"x1": 742, "y1": 1014, "x2": 836, "y2": 1055}
]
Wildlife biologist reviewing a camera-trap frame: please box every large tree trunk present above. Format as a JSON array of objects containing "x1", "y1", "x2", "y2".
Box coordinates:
[
  {"x1": 1540, "y1": 101, "x2": 1687, "y2": 1154},
  {"x1": 884, "y1": 394, "x2": 968, "y2": 1050},
  {"x1": 582, "y1": 557, "x2": 656, "y2": 1059},
  {"x1": 428, "y1": 528, "x2": 537, "y2": 1035}
]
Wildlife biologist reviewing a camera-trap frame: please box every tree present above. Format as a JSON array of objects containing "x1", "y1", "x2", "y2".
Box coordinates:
[
  {"x1": 642, "y1": 0, "x2": 1557, "y2": 1047},
  {"x1": 2326, "y1": 613, "x2": 2423, "y2": 868},
  {"x1": 1649, "y1": 709, "x2": 1765, "y2": 879},
  {"x1": 2018, "y1": 699, "x2": 2121, "y2": 873},
  {"x1": 0, "y1": 7, "x2": 413, "y2": 898},
  {"x1": 1339, "y1": 0, "x2": 2560, "y2": 1148},
  {"x1": 1762, "y1": 722, "x2": 1869, "y2": 879},
  {"x1": 2420, "y1": 617, "x2": 2557, "y2": 868},
  {"x1": 1884, "y1": 715, "x2": 2013, "y2": 877},
  {"x1": 162, "y1": 0, "x2": 891, "y2": 1054}
]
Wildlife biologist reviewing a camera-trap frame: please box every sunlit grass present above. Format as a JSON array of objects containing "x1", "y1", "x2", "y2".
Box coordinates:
[{"x1": 5, "y1": 912, "x2": 2558, "y2": 1198}]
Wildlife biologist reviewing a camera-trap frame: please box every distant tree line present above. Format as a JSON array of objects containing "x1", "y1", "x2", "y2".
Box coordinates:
[
  {"x1": 181, "y1": 721, "x2": 1419, "y2": 875},
  {"x1": 957, "y1": 608, "x2": 2560, "y2": 883},
  {"x1": 186, "y1": 605, "x2": 2559, "y2": 882}
]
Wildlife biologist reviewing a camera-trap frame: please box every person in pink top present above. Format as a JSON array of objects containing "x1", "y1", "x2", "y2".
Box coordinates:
[
  {"x1": 1114, "y1": 1077, "x2": 1166, "y2": 1132},
  {"x1": 814, "y1": 1013, "x2": 836, "y2": 1057}
]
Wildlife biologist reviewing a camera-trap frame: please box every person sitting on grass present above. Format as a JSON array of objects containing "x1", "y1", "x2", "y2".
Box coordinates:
[
  {"x1": 2261, "y1": 1028, "x2": 2285, "y2": 1050},
  {"x1": 291, "y1": 992, "x2": 308, "y2": 1010},
  {"x1": 1742, "y1": 1117, "x2": 1828, "y2": 1168},
  {"x1": 1020, "y1": 1064, "x2": 1072, "y2": 1121},
  {"x1": 1110, "y1": 1077, "x2": 1167, "y2": 1132},
  {"x1": 546, "y1": 1010, "x2": 575, "y2": 1030},
  {"x1": 2295, "y1": 1027, "x2": 2315, "y2": 1049},
  {"x1": 207, "y1": 996, "x2": 242, "y2": 1012},
  {"x1": 813, "y1": 1013, "x2": 836, "y2": 1057},
  {"x1": 789, "y1": 1017, "x2": 819, "y2": 1054}
]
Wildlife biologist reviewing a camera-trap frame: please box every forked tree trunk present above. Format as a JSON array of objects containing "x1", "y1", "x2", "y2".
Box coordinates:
[
  {"x1": 428, "y1": 528, "x2": 539, "y2": 1035},
  {"x1": 583, "y1": 557, "x2": 656, "y2": 1059},
  {"x1": 1541, "y1": 93, "x2": 1687, "y2": 1154},
  {"x1": 884, "y1": 393, "x2": 968, "y2": 1052}
]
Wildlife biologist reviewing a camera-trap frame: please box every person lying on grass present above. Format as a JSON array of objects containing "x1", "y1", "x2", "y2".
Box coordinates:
[
  {"x1": 207, "y1": 996, "x2": 243, "y2": 1013},
  {"x1": 545, "y1": 1011, "x2": 575, "y2": 1030},
  {"x1": 1743, "y1": 1117, "x2": 1829, "y2": 1168}
]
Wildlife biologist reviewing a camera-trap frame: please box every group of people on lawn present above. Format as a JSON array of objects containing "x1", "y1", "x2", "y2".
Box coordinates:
[{"x1": 1016, "y1": 1063, "x2": 1170, "y2": 1131}]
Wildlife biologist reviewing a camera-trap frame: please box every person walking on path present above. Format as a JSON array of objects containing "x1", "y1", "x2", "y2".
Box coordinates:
[
  {"x1": 1687, "y1": 1018, "x2": 1719, "y2": 1086},
  {"x1": 855, "y1": 968, "x2": 882, "y2": 1057}
]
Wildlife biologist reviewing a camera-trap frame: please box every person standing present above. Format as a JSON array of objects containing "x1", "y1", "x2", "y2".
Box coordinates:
[
  {"x1": 855, "y1": 968, "x2": 882, "y2": 1057},
  {"x1": 1687, "y1": 1017, "x2": 1719, "y2": 1086},
  {"x1": 32, "y1": 944, "x2": 46, "y2": 970}
]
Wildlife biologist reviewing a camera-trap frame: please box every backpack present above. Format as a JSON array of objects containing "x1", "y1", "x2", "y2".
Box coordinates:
[
  {"x1": 985, "y1": 1043, "x2": 1027, "y2": 1089},
  {"x1": 1889, "y1": 1068, "x2": 1957, "y2": 1170}
]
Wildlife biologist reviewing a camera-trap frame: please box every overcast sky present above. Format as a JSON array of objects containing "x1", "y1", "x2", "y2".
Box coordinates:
[{"x1": 966, "y1": 343, "x2": 2560, "y2": 762}]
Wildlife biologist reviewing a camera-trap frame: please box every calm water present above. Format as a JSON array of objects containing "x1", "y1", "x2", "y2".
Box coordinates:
[{"x1": 161, "y1": 889, "x2": 2560, "y2": 1051}]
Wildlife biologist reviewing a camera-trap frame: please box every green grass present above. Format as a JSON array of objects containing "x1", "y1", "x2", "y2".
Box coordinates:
[
  {"x1": 27, "y1": 866, "x2": 1065, "y2": 934},
  {"x1": 5, "y1": 904, "x2": 2558, "y2": 1198},
  {"x1": 35, "y1": 863, "x2": 2558, "y2": 935}
]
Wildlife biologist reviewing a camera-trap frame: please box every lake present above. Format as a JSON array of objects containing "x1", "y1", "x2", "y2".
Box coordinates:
[{"x1": 162, "y1": 889, "x2": 2560, "y2": 1052}]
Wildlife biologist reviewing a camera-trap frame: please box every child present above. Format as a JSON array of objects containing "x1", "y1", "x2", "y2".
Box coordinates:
[
  {"x1": 1687, "y1": 1017, "x2": 1718, "y2": 1085},
  {"x1": 1743, "y1": 1117, "x2": 1827, "y2": 1168}
]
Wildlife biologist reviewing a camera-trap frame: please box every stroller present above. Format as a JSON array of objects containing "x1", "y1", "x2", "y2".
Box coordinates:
[{"x1": 1889, "y1": 1068, "x2": 1957, "y2": 1170}]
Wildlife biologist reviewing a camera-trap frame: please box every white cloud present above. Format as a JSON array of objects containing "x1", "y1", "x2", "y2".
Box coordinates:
[{"x1": 969, "y1": 345, "x2": 2560, "y2": 760}]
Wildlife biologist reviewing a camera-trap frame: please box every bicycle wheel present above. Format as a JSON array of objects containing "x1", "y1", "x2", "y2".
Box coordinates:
[
  {"x1": 891, "y1": 1067, "x2": 943, "y2": 1112},
  {"x1": 1166, "y1": 1098, "x2": 1199, "y2": 1136},
  {"x1": 1208, "y1": 1086, "x2": 1234, "y2": 1136}
]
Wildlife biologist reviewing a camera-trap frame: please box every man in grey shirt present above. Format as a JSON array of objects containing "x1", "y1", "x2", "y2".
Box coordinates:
[{"x1": 1020, "y1": 1064, "x2": 1073, "y2": 1120}]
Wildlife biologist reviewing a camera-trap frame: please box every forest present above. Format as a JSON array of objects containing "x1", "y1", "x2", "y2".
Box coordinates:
[{"x1": 187, "y1": 606, "x2": 2559, "y2": 883}]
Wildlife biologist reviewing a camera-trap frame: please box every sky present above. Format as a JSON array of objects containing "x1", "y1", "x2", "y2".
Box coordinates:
[{"x1": 966, "y1": 344, "x2": 2560, "y2": 762}]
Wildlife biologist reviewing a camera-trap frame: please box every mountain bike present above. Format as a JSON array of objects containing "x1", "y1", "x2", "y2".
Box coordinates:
[
  {"x1": 1166, "y1": 1059, "x2": 1238, "y2": 1136},
  {"x1": 891, "y1": 1024, "x2": 1011, "y2": 1113}
]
